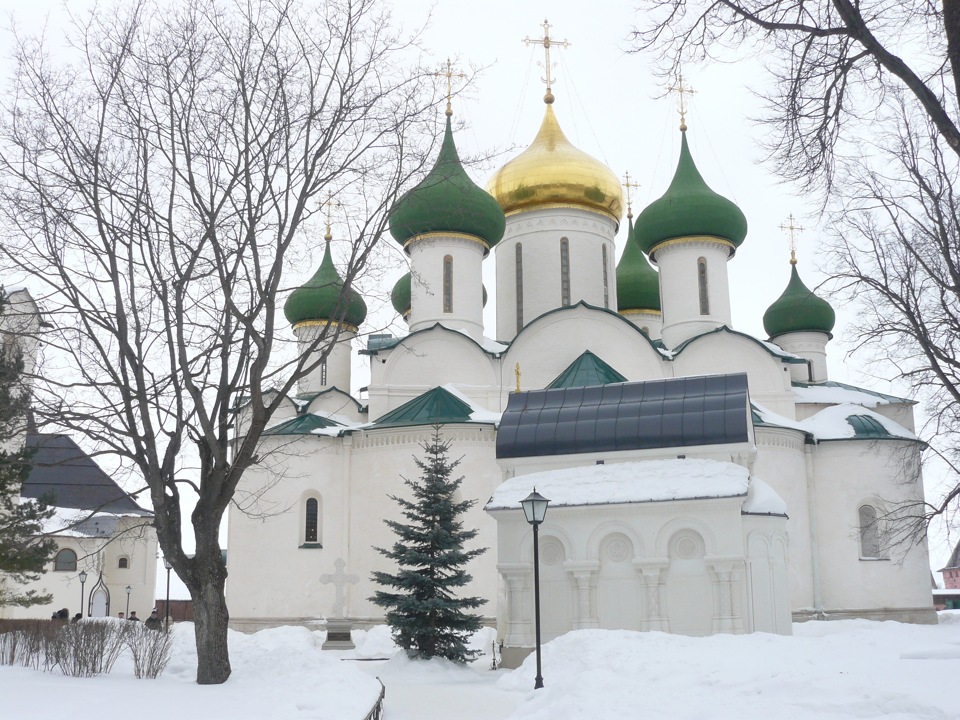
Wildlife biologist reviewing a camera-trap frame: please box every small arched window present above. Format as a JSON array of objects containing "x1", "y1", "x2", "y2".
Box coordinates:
[
  {"x1": 697, "y1": 257, "x2": 709, "y2": 315},
  {"x1": 302, "y1": 496, "x2": 322, "y2": 547},
  {"x1": 560, "y1": 238, "x2": 570, "y2": 306},
  {"x1": 443, "y1": 255, "x2": 453, "y2": 313},
  {"x1": 117, "y1": 557, "x2": 129, "y2": 569},
  {"x1": 515, "y1": 243, "x2": 524, "y2": 333},
  {"x1": 54, "y1": 548, "x2": 77, "y2": 572},
  {"x1": 858, "y1": 504, "x2": 882, "y2": 558},
  {"x1": 602, "y1": 245, "x2": 610, "y2": 309}
]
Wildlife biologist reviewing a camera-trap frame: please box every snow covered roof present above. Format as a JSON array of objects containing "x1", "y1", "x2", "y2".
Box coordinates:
[
  {"x1": 793, "y1": 380, "x2": 912, "y2": 407},
  {"x1": 752, "y1": 402, "x2": 917, "y2": 443},
  {"x1": 486, "y1": 458, "x2": 756, "y2": 511},
  {"x1": 38, "y1": 506, "x2": 148, "y2": 538}
]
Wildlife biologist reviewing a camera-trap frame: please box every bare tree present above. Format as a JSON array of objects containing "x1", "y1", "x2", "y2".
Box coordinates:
[
  {"x1": 0, "y1": 0, "x2": 436, "y2": 684},
  {"x1": 631, "y1": 2, "x2": 960, "y2": 538}
]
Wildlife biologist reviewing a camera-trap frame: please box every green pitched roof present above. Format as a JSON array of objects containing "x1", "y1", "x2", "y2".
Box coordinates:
[
  {"x1": 263, "y1": 414, "x2": 343, "y2": 436},
  {"x1": 635, "y1": 130, "x2": 747, "y2": 255},
  {"x1": 616, "y1": 219, "x2": 661, "y2": 312},
  {"x1": 548, "y1": 350, "x2": 627, "y2": 389},
  {"x1": 372, "y1": 386, "x2": 475, "y2": 427},
  {"x1": 763, "y1": 263, "x2": 836, "y2": 337},
  {"x1": 284, "y1": 241, "x2": 367, "y2": 328},
  {"x1": 846, "y1": 414, "x2": 892, "y2": 439},
  {"x1": 389, "y1": 116, "x2": 506, "y2": 248}
]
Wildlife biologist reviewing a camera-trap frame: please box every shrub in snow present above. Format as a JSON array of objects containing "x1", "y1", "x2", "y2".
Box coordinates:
[
  {"x1": 51, "y1": 619, "x2": 128, "y2": 677},
  {"x1": 127, "y1": 623, "x2": 174, "y2": 679},
  {"x1": 0, "y1": 619, "x2": 59, "y2": 670}
]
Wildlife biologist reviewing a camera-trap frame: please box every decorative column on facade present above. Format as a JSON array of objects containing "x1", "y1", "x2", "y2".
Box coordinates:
[
  {"x1": 498, "y1": 563, "x2": 533, "y2": 647},
  {"x1": 634, "y1": 561, "x2": 668, "y2": 631},
  {"x1": 564, "y1": 561, "x2": 600, "y2": 630},
  {"x1": 709, "y1": 558, "x2": 745, "y2": 634}
]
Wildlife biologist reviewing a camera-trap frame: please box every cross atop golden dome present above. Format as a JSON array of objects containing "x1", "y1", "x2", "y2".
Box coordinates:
[{"x1": 522, "y1": 19, "x2": 570, "y2": 105}]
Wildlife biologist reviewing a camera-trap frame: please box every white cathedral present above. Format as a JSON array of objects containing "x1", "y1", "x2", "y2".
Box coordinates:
[{"x1": 225, "y1": 60, "x2": 935, "y2": 662}]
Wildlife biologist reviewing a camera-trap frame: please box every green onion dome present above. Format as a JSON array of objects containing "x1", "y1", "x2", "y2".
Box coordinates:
[
  {"x1": 763, "y1": 260, "x2": 835, "y2": 338},
  {"x1": 284, "y1": 239, "x2": 367, "y2": 329},
  {"x1": 616, "y1": 219, "x2": 661, "y2": 312},
  {"x1": 635, "y1": 130, "x2": 747, "y2": 257},
  {"x1": 389, "y1": 116, "x2": 505, "y2": 250},
  {"x1": 391, "y1": 272, "x2": 411, "y2": 319}
]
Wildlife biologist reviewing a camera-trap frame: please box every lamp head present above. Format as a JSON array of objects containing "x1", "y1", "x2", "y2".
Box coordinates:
[
  {"x1": 163, "y1": 558, "x2": 172, "y2": 570},
  {"x1": 520, "y1": 488, "x2": 550, "y2": 526},
  {"x1": 78, "y1": 570, "x2": 87, "y2": 583},
  {"x1": 125, "y1": 585, "x2": 132, "y2": 594}
]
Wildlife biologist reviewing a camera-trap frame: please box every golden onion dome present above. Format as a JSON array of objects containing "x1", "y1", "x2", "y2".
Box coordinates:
[{"x1": 486, "y1": 104, "x2": 623, "y2": 224}]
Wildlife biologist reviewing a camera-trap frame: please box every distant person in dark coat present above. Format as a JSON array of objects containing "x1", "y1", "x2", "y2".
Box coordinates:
[
  {"x1": 128, "y1": 611, "x2": 140, "y2": 622},
  {"x1": 144, "y1": 609, "x2": 163, "y2": 631}
]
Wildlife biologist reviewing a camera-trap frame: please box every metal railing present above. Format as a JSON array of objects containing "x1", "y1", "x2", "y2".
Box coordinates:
[{"x1": 362, "y1": 678, "x2": 385, "y2": 720}]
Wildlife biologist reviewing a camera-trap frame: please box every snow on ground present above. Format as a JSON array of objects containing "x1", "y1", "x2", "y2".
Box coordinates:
[{"x1": 3, "y1": 614, "x2": 960, "y2": 719}]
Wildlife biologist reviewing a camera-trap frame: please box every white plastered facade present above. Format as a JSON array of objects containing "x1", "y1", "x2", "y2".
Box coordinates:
[{"x1": 225, "y1": 106, "x2": 935, "y2": 642}]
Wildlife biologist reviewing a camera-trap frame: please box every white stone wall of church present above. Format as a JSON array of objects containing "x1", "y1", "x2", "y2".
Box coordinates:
[
  {"x1": 655, "y1": 240, "x2": 733, "y2": 349},
  {"x1": 495, "y1": 207, "x2": 619, "y2": 342},
  {"x1": 500, "y1": 304, "x2": 665, "y2": 400},
  {"x1": 490, "y1": 494, "x2": 788, "y2": 645},
  {"x1": 621, "y1": 310, "x2": 663, "y2": 341},
  {"x1": 304, "y1": 390, "x2": 367, "y2": 425},
  {"x1": 295, "y1": 326, "x2": 355, "y2": 395},
  {"x1": 370, "y1": 330, "x2": 501, "y2": 418},
  {"x1": 671, "y1": 332, "x2": 797, "y2": 419},
  {"x1": 810, "y1": 439, "x2": 934, "y2": 617},
  {"x1": 751, "y1": 428, "x2": 816, "y2": 611},
  {"x1": 1, "y1": 521, "x2": 157, "y2": 620},
  {"x1": 345, "y1": 426, "x2": 501, "y2": 623},
  {"x1": 773, "y1": 331, "x2": 830, "y2": 383},
  {"x1": 406, "y1": 235, "x2": 487, "y2": 340},
  {"x1": 225, "y1": 436, "x2": 349, "y2": 622}
]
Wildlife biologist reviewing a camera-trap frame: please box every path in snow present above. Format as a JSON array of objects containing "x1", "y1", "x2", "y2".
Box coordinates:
[{"x1": 356, "y1": 658, "x2": 523, "y2": 719}]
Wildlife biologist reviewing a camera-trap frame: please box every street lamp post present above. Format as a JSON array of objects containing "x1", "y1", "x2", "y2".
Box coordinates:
[
  {"x1": 78, "y1": 570, "x2": 88, "y2": 617},
  {"x1": 163, "y1": 558, "x2": 172, "y2": 632},
  {"x1": 520, "y1": 488, "x2": 550, "y2": 690},
  {"x1": 125, "y1": 585, "x2": 132, "y2": 617}
]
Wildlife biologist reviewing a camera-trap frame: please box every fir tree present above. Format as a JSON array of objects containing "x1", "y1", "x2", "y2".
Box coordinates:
[
  {"x1": 371, "y1": 427, "x2": 486, "y2": 663},
  {"x1": 0, "y1": 290, "x2": 55, "y2": 608}
]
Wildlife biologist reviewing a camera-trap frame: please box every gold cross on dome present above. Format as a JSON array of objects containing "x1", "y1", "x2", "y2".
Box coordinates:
[
  {"x1": 435, "y1": 58, "x2": 466, "y2": 117},
  {"x1": 321, "y1": 192, "x2": 340, "y2": 242},
  {"x1": 779, "y1": 213, "x2": 804, "y2": 264},
  {"x1": 522, "y1": 19, "x2": 570, "y2": 104},
  {"x1": 669, "y1": 72, "x2": 696, "y2": 131},
  {"x1": 623, "y1": 172, "x2": 641, "y2": 219}
]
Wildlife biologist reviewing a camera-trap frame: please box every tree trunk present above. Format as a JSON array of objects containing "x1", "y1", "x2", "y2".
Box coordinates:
[{"x1": 191, "y1": 564, "x2": 231, "y2": 684}]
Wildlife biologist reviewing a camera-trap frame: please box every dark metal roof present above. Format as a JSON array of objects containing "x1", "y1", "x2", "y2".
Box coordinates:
[
  {"x1": 22, "y1": 433, "x2": 151, "y2": 515},
  {"x1": 548, "y1": 351, "x2": 627, "y2": 389},
  {"x1": 496, "y1": 373, "x2": 752, "y2": 460}
]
